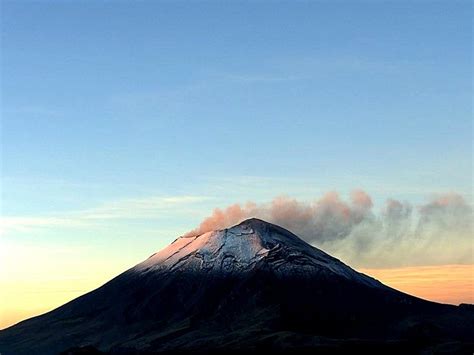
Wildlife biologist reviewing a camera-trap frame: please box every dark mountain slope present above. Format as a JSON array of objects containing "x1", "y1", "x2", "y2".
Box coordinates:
[{"x1": 1, "y1": 219, "x2": 473, "y2": 354}]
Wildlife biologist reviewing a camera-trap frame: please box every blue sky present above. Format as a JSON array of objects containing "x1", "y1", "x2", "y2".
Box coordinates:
[{"x1": 1, "y1": 1, "x2": 472, "y2": 254}]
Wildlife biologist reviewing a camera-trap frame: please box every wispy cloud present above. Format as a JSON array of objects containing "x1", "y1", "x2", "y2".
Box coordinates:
[
  {"x1": 0, "y1": 217, "x2": 85, "y2": 235},
  {"x1": 109, "y1": 82, "x2": 208, "y2": 110},
  {"x1": 3, "y1": 106, "x2": 62, "y2": 117},
  {"x1": 0, "y1": 195, "x2": 211, "y2": 236},
  {"x1": 79, "y1": 195, "x2": 210, "y2": 220},
  {"x1": 222, "y1": 73, "x2": 304, "y2": 84}
]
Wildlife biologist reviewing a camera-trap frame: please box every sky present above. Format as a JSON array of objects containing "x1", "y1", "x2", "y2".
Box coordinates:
[{"x1": 0, "y1": 1, "x2": 472, "y2": 329}]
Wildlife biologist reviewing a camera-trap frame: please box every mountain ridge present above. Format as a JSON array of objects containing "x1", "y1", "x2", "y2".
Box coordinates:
[
  {"x1": 134, "y1": 218, "x2": 383, "y2": 289},
  {"x1": 1, "y1": 218, "x2": 472, "y2": 354}
]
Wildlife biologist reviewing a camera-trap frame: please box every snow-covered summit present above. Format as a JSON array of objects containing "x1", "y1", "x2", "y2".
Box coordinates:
[{"x1": 134, "y1": 218, "x2": 382, "y2": 288}]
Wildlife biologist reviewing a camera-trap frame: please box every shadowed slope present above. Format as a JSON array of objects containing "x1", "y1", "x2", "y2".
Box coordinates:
[{"x1": 1, "y1": 219, "x2": 473, "y2": 354}]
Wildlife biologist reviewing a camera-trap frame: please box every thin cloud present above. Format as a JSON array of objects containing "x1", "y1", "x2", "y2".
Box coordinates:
[
  {"x1": 0, "y1": 195, "x2": 210, "y2": 235},
  {"x1": 79, "y1": 195, "x2": 210, "y2": 220},
  {"x1": 0, "y1": 217, "x2": 86, "y2": 235},
  {"x1": 223, "y1": 73, "x2": 304, "y2": 84}
]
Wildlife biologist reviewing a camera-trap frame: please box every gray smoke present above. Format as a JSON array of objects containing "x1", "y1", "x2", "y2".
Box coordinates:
[{"x1": 187, "y1": 191, "x2": 472, "y2": 268}]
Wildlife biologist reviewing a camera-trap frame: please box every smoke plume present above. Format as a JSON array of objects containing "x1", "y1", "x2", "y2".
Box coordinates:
[{"x1": 187, "y1": 191, "x2": 472, "y2": 268}]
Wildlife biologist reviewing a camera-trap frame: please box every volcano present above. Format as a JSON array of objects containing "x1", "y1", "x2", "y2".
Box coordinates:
[{"x1": 0, "y1": 218, "x2": 473, "y2": 354}]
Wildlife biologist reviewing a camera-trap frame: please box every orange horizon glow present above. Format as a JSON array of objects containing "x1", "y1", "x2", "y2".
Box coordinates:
[
  {"x1": 360, "y1": 264, "x2": 474, "y2": 305},
  {"x1": 1, "y1": 263, "x2": 472, "y2": 330}
]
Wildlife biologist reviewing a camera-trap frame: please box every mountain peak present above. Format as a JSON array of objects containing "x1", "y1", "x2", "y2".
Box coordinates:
[
  {"x1": 4, "y1": 219, "x2": 466, "y2": 355},
  {"x1": 234, "y1": 217, "x2": 270, "y2": 228},
  {"x1": 133, "y1": 218, "x2": 381, "y2": 288}
]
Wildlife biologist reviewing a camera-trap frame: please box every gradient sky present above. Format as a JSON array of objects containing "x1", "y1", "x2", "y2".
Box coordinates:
[{"x1": 0, "y1": 1, "x2": 472, "y2": 329}]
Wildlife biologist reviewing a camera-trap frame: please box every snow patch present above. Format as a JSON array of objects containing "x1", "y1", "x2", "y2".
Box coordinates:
[{"x1": 133, "y1": 218, "x2": 382, "y2": 288}]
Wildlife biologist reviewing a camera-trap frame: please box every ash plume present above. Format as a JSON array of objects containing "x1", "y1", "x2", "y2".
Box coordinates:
[{"x1": 186, "y1": 191, "x2": 472, "y2": 268}]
